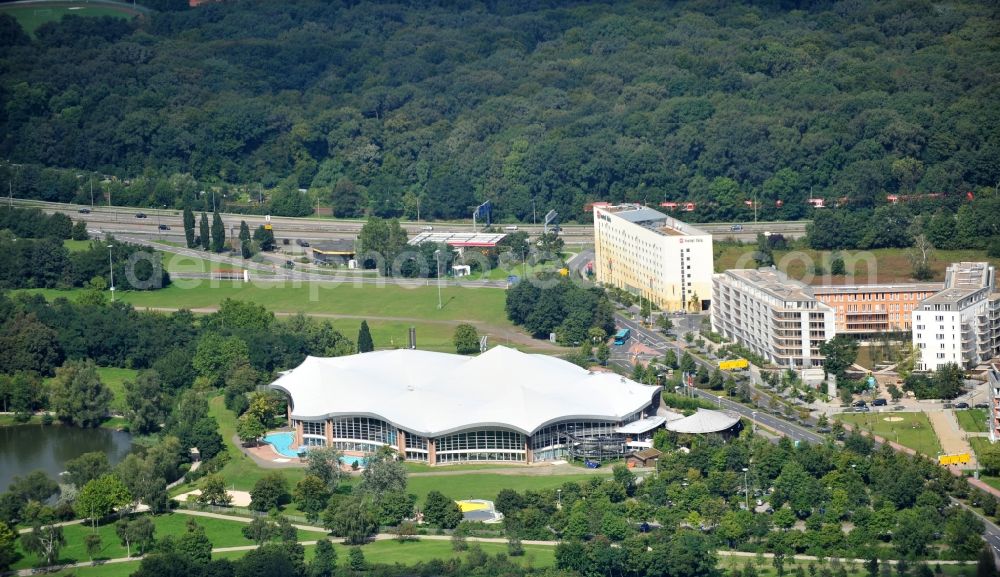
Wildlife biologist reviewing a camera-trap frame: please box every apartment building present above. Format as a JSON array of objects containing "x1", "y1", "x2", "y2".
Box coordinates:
[
  {"x1": 712, "y1": 268, "x2": 836, "y2": 367},
  {"x1": 912, "y1": 262, "x2": 1000, "y2": 372},
  {"x1": 989, "y1": 365, "x2": 1000, "y2": 443},
  {"x1": 813, "y1": 283, "x2": 942, "y2": 335},
  {"x1": 593, "y1": 204, "x2": 714, "y2": 312}
]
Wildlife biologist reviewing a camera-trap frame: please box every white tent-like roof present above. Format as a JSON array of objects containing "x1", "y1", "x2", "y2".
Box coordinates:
[
  {"x1": 665, "y1": 409, "x2": 741, "y2": 434},
  {"x1": 269, "y1": 346, "x2": 661, "y2": 437}
]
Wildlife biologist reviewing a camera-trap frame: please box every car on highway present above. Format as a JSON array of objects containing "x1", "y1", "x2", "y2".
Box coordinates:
[
  {"x1": 730, "y1": 224, "x2": 743, "y2": 232},
  {"x1": 158, "y1": 224, "x2": 170, "y2": 230},
  {"x1": 853, "y1": 406, "x2": 870, "y2": 413},
  {"x1": 422, "y1": 226, "x2": 434, "y2": 231},
  {"x1": 135, "y1": 212, "x2": 147, "y2": 219},
  {"x1": 78, "y1": 208, "x2": 91, "y2": 214},
  {"x1": 295, "y1": 239, "x2": 310, "y2": 247},
  {"x1": 954, "y1": 402, "x2": 969, "y2": 409}
]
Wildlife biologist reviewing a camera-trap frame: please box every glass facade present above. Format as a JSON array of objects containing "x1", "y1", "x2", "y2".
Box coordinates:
[
  {"x1": 286, "y1": 406, "x2": 654, "y2": 464},
  {"x1": 331, "y1": 417, "x2": 396, "y2": 446},
  {"x1": 530, "y1": 420, "x2": 618, "y2": 462},
  {"x1": 301, "y1": 421, "x2": 325, "y2": 436},
  {"x1": 436, "y1": 428, "x2": 525, "y2": 463}
]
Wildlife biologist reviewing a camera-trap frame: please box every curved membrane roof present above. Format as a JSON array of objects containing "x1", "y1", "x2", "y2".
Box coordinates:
[{"x1": 269, "y1": 346, "x2": 661, "y2": 437}]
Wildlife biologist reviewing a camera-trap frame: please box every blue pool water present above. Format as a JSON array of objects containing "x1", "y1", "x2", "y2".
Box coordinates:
[
  {"x1": 262, "y1": 432, "x2": 369, "y2": 467},
  {"x1": 263, "y1": 432, "x2": 299, "y2": 458}
]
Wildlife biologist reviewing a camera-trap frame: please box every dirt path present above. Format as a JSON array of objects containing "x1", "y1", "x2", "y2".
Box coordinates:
[{"x1": 928, "y1": 410, "x2": 977, "y2": 467}]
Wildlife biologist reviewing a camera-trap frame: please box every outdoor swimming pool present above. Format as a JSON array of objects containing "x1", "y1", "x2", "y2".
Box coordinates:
[
  {"x1": 263, "y1": 432, "x2": 298, "y2": 458},
  {"x1": 262, "y1": 432, "x2": 368, "y2": 467}
]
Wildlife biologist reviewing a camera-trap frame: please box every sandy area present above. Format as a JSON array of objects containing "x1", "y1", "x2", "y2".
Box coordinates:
[{"x1": 175, "y1": 489, "x2": 252, "y2": 507}]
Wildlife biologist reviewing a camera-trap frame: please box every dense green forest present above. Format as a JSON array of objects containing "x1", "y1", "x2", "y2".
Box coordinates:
[{"x1": 0, "y1": 0, "x2": 997, "y2": 222}]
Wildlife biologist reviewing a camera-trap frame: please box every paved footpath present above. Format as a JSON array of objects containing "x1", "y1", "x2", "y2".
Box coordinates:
[
  {"x1": 928, "y1": 409, "x2": 977, "y2": 467},
  {"x1": 4, "y1": 508, "x2": 966, "y2": 577}
]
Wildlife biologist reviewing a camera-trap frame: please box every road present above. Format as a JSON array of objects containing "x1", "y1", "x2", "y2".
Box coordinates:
[
  {"x1": 10, "y1": 198, "x2": 810, "y2": 244},
  {"x1": 609, "y1": 309, "x2": 1000, "y2": 562}
]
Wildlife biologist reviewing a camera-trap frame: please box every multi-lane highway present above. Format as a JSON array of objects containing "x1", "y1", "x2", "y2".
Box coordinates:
[{"x1": 9, "y1": 198, "x2": 810, "y2": 244}]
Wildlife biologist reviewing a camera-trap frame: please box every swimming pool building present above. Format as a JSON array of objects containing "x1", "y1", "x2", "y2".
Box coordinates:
[{"x1": 268, "y1": 346, "x2": 663, "y2": 465}]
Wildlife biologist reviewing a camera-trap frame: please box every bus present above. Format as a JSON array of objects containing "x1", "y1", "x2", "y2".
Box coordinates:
[{"x1": 613, "y1": 328, "x2": 631, "y2": 346}]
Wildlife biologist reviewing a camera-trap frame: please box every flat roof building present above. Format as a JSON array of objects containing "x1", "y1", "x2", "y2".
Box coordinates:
[
  {"x1": 407, "y1": 231, "x2": 507, "y2": 248},
  {"x1": 813, "y1": 283, "x2": 942, "y2": 335},
  {"x1": 912, "y1": 262, "x2": 1000, "y2": 372},
  {"x1": 268, "y1": 346, "x2": 663, "y2": 465},
  {"x1": 593, "y1": 204, "x2": 713, "y2": 312},
  {"x1": 311, "y1": 240, "x2": 356, "y2": 264},
  {"x1": 712, "y1": 268, "x2": 835, "y2": 367}
]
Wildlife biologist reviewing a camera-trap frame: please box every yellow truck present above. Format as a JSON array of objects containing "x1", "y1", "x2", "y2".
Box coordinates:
[{"x1": 719, "y1": 358, "x2": 749, "y2": 371}]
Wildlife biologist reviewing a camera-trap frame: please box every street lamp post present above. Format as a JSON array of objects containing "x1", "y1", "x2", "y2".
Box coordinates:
[
  {"x1": 107, "y1": 245, "x2": 115, "y2": 303},
  {"x1": 434, "y1": 250, "x2": 442, "y2": 310},
  {"x1": 557, "y1": 489, "x2": 561, "y2": 509},
  {"x1": 751, "y1": 411, "x2": 757, "y2": 434}
]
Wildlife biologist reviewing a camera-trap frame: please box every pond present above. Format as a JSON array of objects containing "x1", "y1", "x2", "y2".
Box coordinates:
[{"x1": 0, "y1": 424, "x2": 133, "y2": 492}]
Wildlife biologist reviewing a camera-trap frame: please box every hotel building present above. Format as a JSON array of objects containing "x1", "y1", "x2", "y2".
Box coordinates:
[
  {"x1": 912, "y1": 262, "x2": 1000, "y2": 372},
  {"x1": 592, "y1": 204, "x2": 714, "y2": 312},
  {"x1": 711, "y1": 268, "x2": 836, "y2": 367}
]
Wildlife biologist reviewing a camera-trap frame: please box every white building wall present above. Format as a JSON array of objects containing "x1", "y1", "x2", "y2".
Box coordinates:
[{"x1": 593, "y1": 206, "x2": 713, "y2": 312}]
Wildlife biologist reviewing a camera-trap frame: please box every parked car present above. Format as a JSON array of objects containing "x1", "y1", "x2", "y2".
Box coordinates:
[
  {"x1": 974, "y1": 403, "x2": 989, "y2": 409},
  {"x1": 872, "y1": 398, "x2": 887, "y2": 406},
  {"x1": 135, "y1": 212, "x2": 147, "y2": 218},
  {"x1": 284, "y1": 260, "x2": 295, "y2": 268},
  {"x1": 854, "y1": 406, "x2": 870, "y2": 413},
  {"x1": 852, "y1": 400, "x2": 867, "y2": 407},
  {"x1": 954, "y1": 402, "x2": 969, "y2": 409},
  {"x1": 158, "y1": 224, "x2": 170, "y2": 230},
  {"x1": 943, "y1": 402, "x2": 954, "y2": 409},
  {"x1": 78, "y1": 207, "x2": 91, "y2": 214},
  {"x1": 817, "y1": 426, "x2": 832, "y2": 434}
]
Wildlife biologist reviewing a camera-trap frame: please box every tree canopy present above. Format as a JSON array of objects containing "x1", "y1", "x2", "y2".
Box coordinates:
[{"x1": 0, "y1": 1, "x2": 995, "y2": 225}]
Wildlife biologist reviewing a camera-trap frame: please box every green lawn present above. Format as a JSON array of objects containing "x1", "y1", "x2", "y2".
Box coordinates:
[
  {"x1": 956, "y1": 409, "x2": 988, "y2": 433},
  {"x1": 198, "y1": 395, "x2": 305, "y2": 493},
  {"x1": 13, "y1": 513, "x2": 327, "y2": 569},
  {"x1": 63, "y1": 239, "x2": 93, "y2": 252},
  {"x1": 0, "y1": 4, "x2": 135, "y2": 36},
  {"x1": 96, "y1": 367, "x2": 138, "y2": 411},
  {"x1": 22, "y1": 282, "x2": 509, "y2": 325},
  {"x1": 840, "y1": 411, "x2": 943, "y2": 456},
  {"x1": 407, "y1": 473, "x2": 598, "y2": 506}
]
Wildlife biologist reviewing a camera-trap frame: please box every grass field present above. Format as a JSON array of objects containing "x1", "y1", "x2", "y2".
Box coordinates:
[
  {"x1": 956, "y1": 409, "x2": 988, "y2": 433},
  {"x1": 0, "y1": 3, "x2": 135, "y2": 36},
  {"x1": 13, "y1": 513, "x2": 328, "y2": 570},
  {"x1": 407, "y1": 473, "x2": 598, "y2": 505},
  {"x1": 714, "y1": 243, "x2": 999, "y2": 285},
  {"x1": 23, "y1": 282, "x2": 509, "y2": 325},
  {"x1": 840, "y1": 411, "x2": 943, "y2": 456},
  {"x1": 62, "y1": 239, "x2": 93, "y2": 252},
  {"x1": 38, "y1": 538, "x2": 983, "y2": 577}
]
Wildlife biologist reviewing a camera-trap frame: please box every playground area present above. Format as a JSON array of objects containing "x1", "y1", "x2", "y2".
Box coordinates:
[{"x1": 456, "y1": 499, "x2": 504, "y2": 523}]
